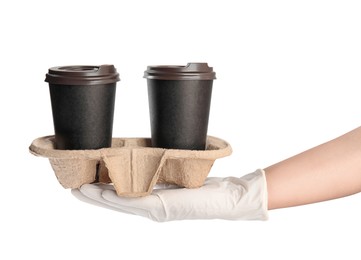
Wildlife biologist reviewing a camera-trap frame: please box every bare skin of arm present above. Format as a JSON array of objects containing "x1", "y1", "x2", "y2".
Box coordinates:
[{"x1": 265, "y1": 126, "x2": 361, "y2": 210}]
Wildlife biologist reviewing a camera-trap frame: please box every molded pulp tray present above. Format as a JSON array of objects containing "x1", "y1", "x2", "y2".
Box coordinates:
[{"x1": 29, "y1": 136, "x2": 232, "y2": 197}]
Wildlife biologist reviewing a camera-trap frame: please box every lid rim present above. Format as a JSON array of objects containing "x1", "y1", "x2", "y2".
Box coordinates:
[
  {"x1": 144, "y1": 62, "x2": 216, "y2": 80},
  {"x1": 45, "y1": 65, "x2": 120, "y2": 85},
  {"x1": 145, "y1": 76, "x2": 216, "y2": 80}
]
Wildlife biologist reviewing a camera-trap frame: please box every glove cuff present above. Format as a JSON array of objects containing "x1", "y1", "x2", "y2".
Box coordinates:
[
  {"x1": 240, "y1": 169, "x2": 269, "y2": 220},
  {"x1": 259, "y1": 169, "x2": 269, "y2": 220}
]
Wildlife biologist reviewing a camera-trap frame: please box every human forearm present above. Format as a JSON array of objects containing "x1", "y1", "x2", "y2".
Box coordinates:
[{"x1": 265, "y1": 126, "x2": 361, "y2": 209}]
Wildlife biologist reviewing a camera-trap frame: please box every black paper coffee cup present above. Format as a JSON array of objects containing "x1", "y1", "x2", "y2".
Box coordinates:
[
  {"x1": 144, "y1": 63, "x2": 216, "y2": 150},
  {"x1": 45, "y1": 65, "x2": 120, "y2": 150}
]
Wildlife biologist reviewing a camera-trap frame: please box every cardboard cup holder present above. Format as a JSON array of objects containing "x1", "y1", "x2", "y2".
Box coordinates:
[{"x1": 29, "y1": 136, "x2": 232, "y2": 197}]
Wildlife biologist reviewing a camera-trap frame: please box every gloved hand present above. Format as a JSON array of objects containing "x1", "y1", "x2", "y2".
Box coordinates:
[{"x1": 71, "y1": 169, "x2": 268, "y2": 222}]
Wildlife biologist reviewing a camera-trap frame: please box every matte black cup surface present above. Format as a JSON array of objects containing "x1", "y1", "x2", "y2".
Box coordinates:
[
  {"x1": 144, "y1": 63, "x2": 216, "y2": 150},
  {"x1": 45, "y1": 65, "x2": 120, "y2": 150}
]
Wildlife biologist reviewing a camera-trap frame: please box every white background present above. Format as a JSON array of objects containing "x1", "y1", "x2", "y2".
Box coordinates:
[{"x1": 1, "y1": 0, "x2": 361, "y2": 259}]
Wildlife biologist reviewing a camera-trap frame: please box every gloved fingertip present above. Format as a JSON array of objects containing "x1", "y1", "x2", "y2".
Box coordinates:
[
  {"x1": 71, "y1": 188, "x2": 97, "y2": 204},
  {"x1": 79, "y1": 183, "x2": 97, "y2": 192},
  {"x1": 71, "y1": 188, "x2": 81, "y2": 197}
]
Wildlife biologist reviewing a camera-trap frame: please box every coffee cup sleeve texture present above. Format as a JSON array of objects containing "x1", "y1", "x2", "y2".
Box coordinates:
[
  {"x1": 144, "y1": 63, "x2": 216, "y2": 150},
  {"x1": 44, "y1": 65, "x2": 120, "y2": 150}
]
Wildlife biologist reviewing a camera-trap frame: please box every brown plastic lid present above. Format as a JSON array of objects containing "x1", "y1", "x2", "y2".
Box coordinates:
[
  {"x1": 45, "y1": 65, "x2": 120, "y2": 85},
  {"x1": 144, "y1": 63, "x2": 216, "y2": 80}
]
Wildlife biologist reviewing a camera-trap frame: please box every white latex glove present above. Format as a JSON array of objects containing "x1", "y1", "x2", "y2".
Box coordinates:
[{"x1": 71, "y1": 169, "x2": 268, "y2": 221}]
